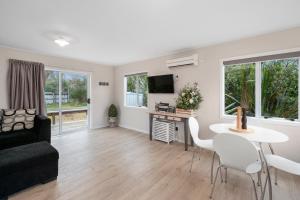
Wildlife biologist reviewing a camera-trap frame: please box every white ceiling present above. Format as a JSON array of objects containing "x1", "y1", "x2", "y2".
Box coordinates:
[{"x1": 0, "y1": 0, "x2": 300, "y2": 65}]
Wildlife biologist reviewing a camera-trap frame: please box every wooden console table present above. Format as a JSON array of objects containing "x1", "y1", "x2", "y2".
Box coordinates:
[{"x1": 149, "y1": 111, "x2": 196, "y2": 151}]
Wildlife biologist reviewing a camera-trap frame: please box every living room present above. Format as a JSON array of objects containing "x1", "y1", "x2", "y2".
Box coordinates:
[{"x1": 0, "y1": 1, "x2": 300, "y2": 200}]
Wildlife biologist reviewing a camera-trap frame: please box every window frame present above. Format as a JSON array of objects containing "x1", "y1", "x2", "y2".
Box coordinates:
[
  {"x1": 220, "y1": 52, "x2": 300, "y2": 126},
  {"x1": 124, "y1": 72, "x2": 148, "y2": 109}
]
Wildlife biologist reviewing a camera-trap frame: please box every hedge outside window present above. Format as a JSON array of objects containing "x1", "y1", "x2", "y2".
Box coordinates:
[{"x1": 224, "y1": 56, "x2": 299, "y2": 121}]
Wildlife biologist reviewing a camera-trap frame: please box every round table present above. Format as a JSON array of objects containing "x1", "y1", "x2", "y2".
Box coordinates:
[
  {"x1": 209, "y1": 123, "x2": 289, "y2": 200},
  {"x1": 209, "y1": 123, "x2": 289, "y2": 143}
]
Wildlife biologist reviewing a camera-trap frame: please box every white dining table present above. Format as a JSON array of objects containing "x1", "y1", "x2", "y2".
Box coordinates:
[
  {"x1": 209, "y1": 123, "x2": 289, "y2": 200},
  {"x1": 209, "y1": 123, "x2": 289, "y2": 143}
]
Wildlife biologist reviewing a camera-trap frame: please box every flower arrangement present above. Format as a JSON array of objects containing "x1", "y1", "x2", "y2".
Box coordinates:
[{"x1": 176, "y1": 82, "x2": 203, "y2": 110}]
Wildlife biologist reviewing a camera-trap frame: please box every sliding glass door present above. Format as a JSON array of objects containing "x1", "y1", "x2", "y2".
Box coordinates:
[{"x1": 45, "y1": 69, "x2": 90, "y2": 135}]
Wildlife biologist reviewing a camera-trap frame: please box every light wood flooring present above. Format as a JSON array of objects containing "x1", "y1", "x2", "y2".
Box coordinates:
[{"x1": 10, "y1": 127, "x2": 300, "y2": 200}]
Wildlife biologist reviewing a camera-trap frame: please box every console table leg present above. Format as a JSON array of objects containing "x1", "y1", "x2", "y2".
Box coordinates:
[
  {"x1": 184, "y1": 118, "x2": 188, "y2": 151},
  {"x1": 149, "y1": 114, "x2": 153, "y2": 140}
]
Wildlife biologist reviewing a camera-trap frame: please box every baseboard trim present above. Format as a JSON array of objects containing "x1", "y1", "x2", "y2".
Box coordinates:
[
  {"x1": 90, "y1": 124, "x2": 108, "y2": 130},
  {"x1": 118, "y1": 124, "x2": 185, "y2": 144},
  {"x1": 119, "y1": 124, "x2": 148, "y2": 135}
]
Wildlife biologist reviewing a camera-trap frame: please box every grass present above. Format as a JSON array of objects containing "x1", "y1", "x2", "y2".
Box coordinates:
[{"x1": 46, "y1": 102, "x2": 87, "y2": 112}]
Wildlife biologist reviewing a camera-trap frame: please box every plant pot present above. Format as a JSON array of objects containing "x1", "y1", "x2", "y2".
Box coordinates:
[
  {"x1": 109, "y1": 117, "x2": 117, "y2": 127},
  {"x1": 176, "y1": 108, "x2": 196, "y2": 116}
]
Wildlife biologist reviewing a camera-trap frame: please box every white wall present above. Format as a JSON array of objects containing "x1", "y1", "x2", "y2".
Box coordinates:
[
  {"x1": 0, "y1": 47, "x2": 114, "y2": 129},
  {"x1": 115, "y1": 27, "x2": 300, "y2": 162}
]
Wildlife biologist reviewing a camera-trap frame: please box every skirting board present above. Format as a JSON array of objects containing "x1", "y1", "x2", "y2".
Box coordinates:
[
  {"x1": 119, "y1": 124, "x2": 148, "y2": 134},
  {"x1": 118, "y1": 124, "x2": 185, "y2": 143},
  {"x1": 90, "y1": 124, "x2": 108, "y2": 130}
]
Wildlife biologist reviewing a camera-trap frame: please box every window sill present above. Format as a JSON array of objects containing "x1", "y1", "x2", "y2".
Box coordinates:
[
  {"x1": 221, "y1": 114, "x2": 300, "y2": 127},
  {"x1": 124, "y1": 105, "x2": 149, "y2": 110}
]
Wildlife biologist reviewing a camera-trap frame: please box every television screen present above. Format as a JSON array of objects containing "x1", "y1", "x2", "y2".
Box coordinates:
[{"x1": 148, "y1": 74, "x2": 174, "y2": 93}]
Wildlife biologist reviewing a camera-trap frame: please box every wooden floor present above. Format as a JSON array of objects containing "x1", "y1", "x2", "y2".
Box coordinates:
[{"x1": 10, "y1": 127, "x2": 300, "y2": 200}]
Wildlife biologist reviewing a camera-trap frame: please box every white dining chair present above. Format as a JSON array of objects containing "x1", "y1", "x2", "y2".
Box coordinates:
[
  {"x1": 260, "y1": 155, "x2": 300, "y2": 199},
  {"x1": 210, "y1": 133, "x2": 262, "y2": 200},
  {"x1": 188, "y1": 117, "x2": 216, "y2": 184}
]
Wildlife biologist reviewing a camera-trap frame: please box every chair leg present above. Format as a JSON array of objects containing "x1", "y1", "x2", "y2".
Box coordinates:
[
  {"x1": 249, "y1": 175, "x2": 259, "y2": 200},
  {"x1": 257, "y1": 172, "x2": 263, "y2": 194},
  {"x1": 210, "y1": 152, "x2": 216, "y2": 184},
  {"x1": 268, "y1": 144, "x2": 278, "y2": 185},
  {"x1": 189, "y1": 150, "x2": 196, "y2": 173},
  {"x1": 218, "y1": 157, "x2": 224, "y2": 183},
  {"x1": 210, "y1": 165, "x2": 221, "y2": 199},
  {"x1": 198, "y1": 148, "x2": 202, "y2": 160},
  {"x1": 274, "y1": 168, "x2": 278, "y2": 185},
  {"x1": 257, "y1": 171, "x2": 261, "y2": 186}
]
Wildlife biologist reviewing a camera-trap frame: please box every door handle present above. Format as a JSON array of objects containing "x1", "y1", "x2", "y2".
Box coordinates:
[{"x1": 87, "y1": 98, "x2": 91, "y2": 104}]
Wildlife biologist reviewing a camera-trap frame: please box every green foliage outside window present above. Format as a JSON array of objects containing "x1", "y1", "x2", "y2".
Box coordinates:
[
  {"x1": 261, "y1": 59, "x2": 298, "y2": 119},
  {"x1": 224, "y1": 58, "x2": 299, "y2": 120},
  {"x1": 225, "y1": 63, "x2": 255, "y2": 116},
  {"x1": 45, "y1": 71, "x2": 88, "y2": 110},
  {"x1": 126, "y1": 74, "x2": 148, "y2": 107}
]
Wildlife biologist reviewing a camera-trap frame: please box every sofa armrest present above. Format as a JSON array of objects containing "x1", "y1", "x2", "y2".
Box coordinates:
[{"x1": 34, "y1": 115, "x2": 51, "y2": 143}]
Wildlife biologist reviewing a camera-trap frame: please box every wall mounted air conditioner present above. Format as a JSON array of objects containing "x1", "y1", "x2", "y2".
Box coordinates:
[{"x1": 166, "y1": 54, "x2": 199, "y2": 68}]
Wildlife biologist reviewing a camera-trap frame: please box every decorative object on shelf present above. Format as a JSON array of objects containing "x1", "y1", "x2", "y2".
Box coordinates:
[
  {"x1": 155, "y1": 102, "x2": 159, "y2": 112},
  {"x1": 175, "y1": 82, "x2": 203, "y2": 115},
  {"x1": 241, "y1": 107, "x2": 247, "y2": 129},
  {"x1": 236, "y1": 106, "x2": 242, "y2": 130},
  {"x1": 157, "y1": 102, "x2": 169, "y2": 112},
  {"x1": 229, "y1": 106, "x2": 253, "y2": 133},
  {"x1": 108, "y1": 104, "x2": 118, "y2": 127}
]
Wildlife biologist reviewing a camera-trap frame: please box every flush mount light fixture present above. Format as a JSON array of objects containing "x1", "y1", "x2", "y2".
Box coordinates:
[
  {"x1": 43, "y1": 31, "x2": 77, "y2": 47},
  {"x1": 54, "y1": 38, "x2": 70, "y2": 47}
]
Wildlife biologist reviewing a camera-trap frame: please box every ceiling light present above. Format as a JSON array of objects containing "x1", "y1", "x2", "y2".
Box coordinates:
[{"x1": 54, "y1": 39, "x2": 70, "y2": 47}]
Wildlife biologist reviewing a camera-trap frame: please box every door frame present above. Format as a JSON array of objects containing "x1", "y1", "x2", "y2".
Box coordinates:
[{"x1": 45, "y1": 67, "x2": 92, "y2": 134}]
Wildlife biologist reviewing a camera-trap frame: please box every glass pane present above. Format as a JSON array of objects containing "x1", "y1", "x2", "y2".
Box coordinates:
[
  {"x1": 224, "y1": 63, "x2": 255, "y2": 116},
  {"x1": 137, "y1": 74, "x2": 148, "y2": 107},
  {"x1": 45, "y1": 70, "x2": 60, "y2": 136},
  {"x1": 126, "y1": 74, "x2": 148, "y2": 107},
  {"x1": 261, "y1": 58, "x2": 298, "y2": 119},
  {"x1": 61, "y1": 72, "x2": 88, "y2": 133}
]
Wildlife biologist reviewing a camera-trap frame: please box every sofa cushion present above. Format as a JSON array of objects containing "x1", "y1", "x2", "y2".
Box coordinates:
[
  {"x1": 0, "y1": 129, "x2": 37, "y2": 150},
  {"x1": 0, "y1": 142, "x2": 59, "y2": 177},
  {"x1": 1, "y1": 109, "x2": 36, "y2": 132}
]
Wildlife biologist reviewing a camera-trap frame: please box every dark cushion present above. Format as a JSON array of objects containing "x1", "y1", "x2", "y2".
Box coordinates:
[
  {"x1": 0, "y1": 142, "x2": 59, "y2": 177},
  {"x1": 0, "y1": 129, "x2": 37, "y2": 150}
]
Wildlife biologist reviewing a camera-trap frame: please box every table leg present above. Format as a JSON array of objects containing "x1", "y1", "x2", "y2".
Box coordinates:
[
  {"x1": 184, "y1": 118, "x2": 188, "y2": 151},
  {"x1": 149, "y1": 114, "x2": 153, "y2": 140},
  {"x1": 260, "y1": 143, "x2": 272, "y2": 200}
]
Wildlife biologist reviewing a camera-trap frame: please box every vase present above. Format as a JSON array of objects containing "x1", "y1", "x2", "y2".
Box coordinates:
[{"x1": 241, "y1": 108, "x2": 247, "y2": 130}]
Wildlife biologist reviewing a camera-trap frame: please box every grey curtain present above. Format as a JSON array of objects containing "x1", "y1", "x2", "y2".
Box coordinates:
[{"x1": 8, "y1": 59, "x2": 46, "y2": 115}]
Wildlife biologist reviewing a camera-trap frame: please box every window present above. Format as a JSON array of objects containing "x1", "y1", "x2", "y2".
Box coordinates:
[
  {"x1": 223, "y1": 52, "x2": 300, "y2": 121},
  {"x1": 125, "y1": 73, "x2": 148, "y2": 107},
  {"x1": 225, "y1": 63, "x2": 255, "y2": 116}
]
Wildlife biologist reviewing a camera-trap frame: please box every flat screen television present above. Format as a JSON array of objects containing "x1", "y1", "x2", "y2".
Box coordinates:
[{"x1": 148, "y1": 74, "x2": 174, "y2": 93}]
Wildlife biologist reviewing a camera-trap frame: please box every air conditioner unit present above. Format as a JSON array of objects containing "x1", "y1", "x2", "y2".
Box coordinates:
[{"x1": 166, "y1": 54, "x2": 199, "y2": 68}]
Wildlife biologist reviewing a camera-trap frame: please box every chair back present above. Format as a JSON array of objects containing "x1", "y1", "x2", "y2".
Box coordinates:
[
  {"x1": 213, "y1": 133, "x2": 259, "y2": 172},
  {"x1": 189, "y1": 117, "x2": 200, "y2": 143}
]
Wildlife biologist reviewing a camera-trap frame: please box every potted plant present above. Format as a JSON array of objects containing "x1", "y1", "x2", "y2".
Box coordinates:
[
  {"x1": 108, "y1": 104, "x2": 118, "y2": 127},
  {"x1": 175, "y1": 82, "x2": 203, "y2": 115}
]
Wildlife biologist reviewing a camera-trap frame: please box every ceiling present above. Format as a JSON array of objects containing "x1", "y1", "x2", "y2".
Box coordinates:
[{"x1": 0, "y1": 0, "x2": 300, "y2": 65}]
